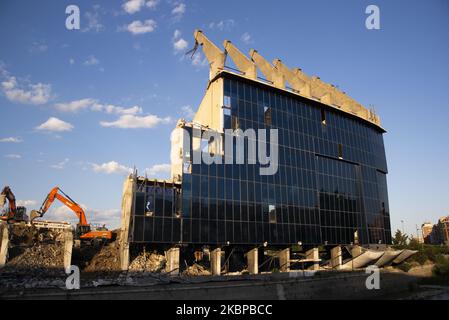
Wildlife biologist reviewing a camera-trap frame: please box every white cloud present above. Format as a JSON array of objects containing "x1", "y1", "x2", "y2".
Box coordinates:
[
  {"x1": 16, "y1": 200, "x2": 37, "y2": 207},
  {"x1": 180, "y1": 105, "x2": 195, "y2": 120},
  {"x1": 82, "y1": 7, "x2": 104, "y2": 33},
  {"x1": 144, "y1": 163, "x2": 171, "y2": 178},
  {"x1": 173, "y1": 38, "x2": 188, "y2": 52},
  {"x1": 172, "y1": 3, "x2": 186, "y2": 16},
  {"x1": 241, "y1": 32, "x2": 253, "y2": 44},
  {"x1": 192, "y1": 52, "x2": 209, "y2": 67},
  {"x1": 29, "y1": 40, "x2": 48, "y2": 53},
  {"x1": 50, "y1": 158, "x2": 69, "y2": 170},
  {"x1": 146, "y1": 0, "x2": 159, "y2": 9},
  {"x1": 1, "y1": 73, "x2": 52, "y2": 105},
  {"x1": 4, "y1": 154, "x2": 21, "y2": 159},
  {"x1": 99, "y1": 114, "x2": 171, "y2": 129},
  {"x1": 209, "y1": 19, "x2": 235, "y2": 31},
  {"x1": 55, "y1": 98, "x2": 95, "y2": 112},
  {"x1": 42, "y1": 205, "x2": 120, "y2": 229},
  {"x1": 84, "y1": 55, "x2": 99, "y2": 66},
  {"x1": 36, "y1": 117, "x2": 74, "y2": 132},
  {"x1": 54, "y1": 98, "x2": 143, "y2": 115},
  {"x1": 123, "y1": 0, "x2": 144, "y2": 14},
  {"x1": 69, "y1": 58, "x2": 75, "y2": 65},
  {"x1": 172, "y1": 29, "x2": 188, "y2": 53},
  {"x1": 0, "y1": 137, "x2": 22, "y2": 143},
  {"x1": 126, "y1": 20, "x2": 157, "y2": 35},
  {"x1": 123, "y1": 0, "x2": 159, "y2": 14},
  {"x1": 91, "y1": 103, "x2": 142, "y2": 115},
  {"x1": 92, "y1": 161, "x2": 133, "y2": 175}
]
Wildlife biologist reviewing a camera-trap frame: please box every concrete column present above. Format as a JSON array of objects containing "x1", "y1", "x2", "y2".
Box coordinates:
[
  {"x1": 279, "y1": 248, "x2": 290, "y2": 272},
  {"x1": 0, "y1": 223, "x2": 9, "y2": 268},
  {"x1": 351, "y1": 245, "x2": 363, "y2": 258},
  {"x1": 166, "y1": 247, "x2": 180, "y2": 275},
  {"x1": 247, "y1": 248, "x2": 258, "y2": 275},
  {"x1": 306, "y1": 247, "x2": 320, "y2": 270},
  {"x1": 119, "y1": 175, "x2": 136, "y2": 271},
  {"x1": 330, "y1": 246, "x2": 342, "y2": 270},
  {"x1": 210, "y1": 248, "x2": 222, "y2": 276},
  {"x1": 63, "y1": 230, "x2": 73, "y2": 270}
]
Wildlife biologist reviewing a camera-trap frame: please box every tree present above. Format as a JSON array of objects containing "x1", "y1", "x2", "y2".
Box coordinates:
[{"x1": 392, "y1": 229, "x2": 409, "y2": 246}]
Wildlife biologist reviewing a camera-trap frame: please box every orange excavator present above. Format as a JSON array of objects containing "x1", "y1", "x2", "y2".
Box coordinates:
[
  {"x1": 30, "y1": 187, "x2": 112, "y2": 241},
  {"x1": 0, "y1": 186, "x2": 27, "y2": 222},
  {"x1": 0, "y1": 186, "x2": 16, "y2": 221}
]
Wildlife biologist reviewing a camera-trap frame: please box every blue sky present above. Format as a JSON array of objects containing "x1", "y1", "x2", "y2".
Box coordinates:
[{"x1": 0, "y1": 0, "x2": 448, "y2": 234}]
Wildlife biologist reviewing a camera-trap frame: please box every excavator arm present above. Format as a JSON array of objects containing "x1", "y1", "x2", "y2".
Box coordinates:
[
  {"x1": 31, "y1": 187, "x2": 112, "y2": 241},
  {"x1": 31, "y1": 187, "x2": 88, "y2": 226}
]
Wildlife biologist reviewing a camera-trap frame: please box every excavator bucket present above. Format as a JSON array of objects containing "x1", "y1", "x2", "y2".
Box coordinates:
[{"x1": 30, "y1": 210, "x2": 43, "y2": 221}]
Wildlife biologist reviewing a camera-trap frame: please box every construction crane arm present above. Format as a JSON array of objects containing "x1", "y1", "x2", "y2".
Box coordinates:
[{"x1": 31, "y1": 187, "x2": 88, "y2": 226}]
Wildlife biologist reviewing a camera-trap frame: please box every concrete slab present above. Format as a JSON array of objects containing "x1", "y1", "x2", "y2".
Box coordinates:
[
  {"x1": 210, "y1": 248, "x2": 221, "y2": 276},
  {"x1": 278, "y1": 248, "x2": 290, "y2": 272},
  {"x1": 246, "y1": 248, "x2": 258, "y2": 275},
  {"x1": 330, "y1": 246, "x2": 342, "y2": 270},
  {"x1": 63, "y1": 230, "x2": 73, "y2": 270},
  {"x1": 119, "y1": 175, "x2": 136, "y2": 271},
  {"x1": 165, "y1": 247, "x2": 180, "y2": 275},
  {"x1": 0, "y1": 223, "x2": 9, "y2": 268},
  {"x1": 392, "y1": 250, "x2": 418, "y2": 265},
  {"x1": 375, "y1": 250, "x2": 403, "y2": 267},
  {"x1": 341, "y1": 250, "x2": 384, "y2": 270}
]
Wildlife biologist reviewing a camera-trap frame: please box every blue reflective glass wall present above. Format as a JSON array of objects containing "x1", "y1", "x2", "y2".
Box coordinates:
[{"x1": 136, "y1": 73, "x2": 391, "y2": 246}]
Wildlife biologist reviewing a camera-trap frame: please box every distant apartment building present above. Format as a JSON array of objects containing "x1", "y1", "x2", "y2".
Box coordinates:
[
  {"x1": 421, "y1": 222, "x2": 434, "y2": 244},
  {"x1": 421, "y1": 216, "x2": 449, "y2": 245}
]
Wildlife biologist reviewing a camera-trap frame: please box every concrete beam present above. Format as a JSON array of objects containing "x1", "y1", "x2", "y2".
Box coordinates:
[
  {"x1": 306, "y1": 247, "x2": 320, "y2": 271},
  {"x1": 119, "y1": 175, "x2": 136, "y2": 271},
  {"x1": 223, "y1": 40, "x2": 257, "y2": 79},
  {"x1": 194, "y1": 30, "x2": 226, "y2": 80},
  {"x1": 246, "y1": 248, "x2": 258, "y2": 275},
  {"x1": 250, "y1": 50, "x2": 285, "y2": 89},
  {"x1": 351, "y1": 245, "x2": 363, "y2": 258},
  {"x1": 63, "y1": 230, "x2": 73, "y2": 270},
  {"x1": 278, "y1": 248, "x2": 290, "y2": 272},
  {"x1": 0, "y1": 223, "x2": 9, "y2": 268},
  {"x1": 210, "y1": 248, "x2": 222, "y2": 276},
  {"x1": 166, "y1": 247, "x2": 180, "y2": 275},
  {"x1": 330, "y1": 246, "x2": 342, "y2": 270}
]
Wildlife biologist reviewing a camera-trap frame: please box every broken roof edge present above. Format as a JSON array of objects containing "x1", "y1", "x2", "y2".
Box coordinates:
[
  {"x1": 212, "y1": 69, "x2": 387, "y2": 133},
  {"x1": 193, "y1": 30, "x2": 384, "y2": 132}
]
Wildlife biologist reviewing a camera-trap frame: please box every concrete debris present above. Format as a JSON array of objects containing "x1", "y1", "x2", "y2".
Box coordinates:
[
  {"x1": 6, "y1": 243, "x2": 64, "y2": 269},
  {"x1": 183, "y1": 263, "x2": 211, "y2": 276},
  {"x1": 82, "y1": 244, "x2": 121, "y2": 272},
  {"x1": 129, "y1": 251, "x2": 166, "y2": 272}
]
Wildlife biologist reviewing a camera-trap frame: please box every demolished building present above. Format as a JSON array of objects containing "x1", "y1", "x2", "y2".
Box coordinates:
[{"x1": 119, "y1": 30, "x2": 392, "y2": 274}]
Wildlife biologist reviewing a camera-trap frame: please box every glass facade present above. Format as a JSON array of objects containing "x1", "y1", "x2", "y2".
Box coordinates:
[{"x1": 132, "y1": 73, "x2": 391, "y2": 246}]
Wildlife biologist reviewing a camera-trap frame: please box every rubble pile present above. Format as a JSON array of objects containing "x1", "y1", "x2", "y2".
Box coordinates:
[
  {"x1": 183, "y1": 263, "x2": 211, "y2": 276},
  {"x1": 129, "y1": 251, "x2": 166, "y2": 272},
  {"x1": 2, "y1": 224, "x2": 66, "y2": 271},
  {"x1": 71, "y1": 230, "x2": 121, "y2": 272},
  {"x1": 82, "y1": 243, "x2": 121, "y2": 272},
  {"x1": 6, "y1": 243, "x2": 64, "y2": 269}
]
